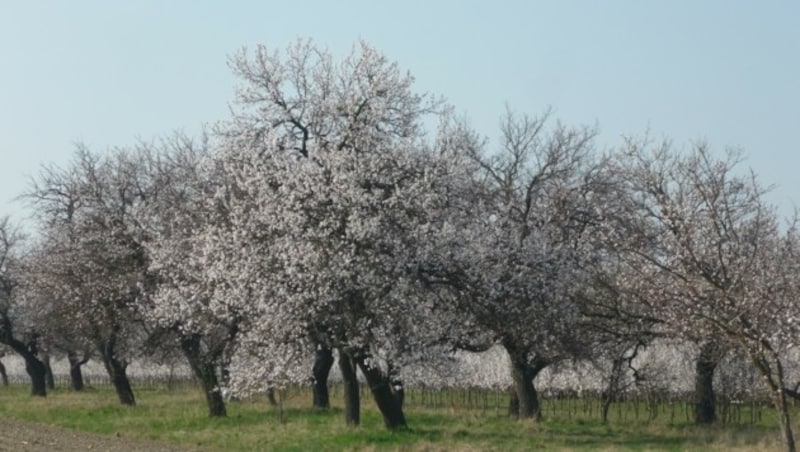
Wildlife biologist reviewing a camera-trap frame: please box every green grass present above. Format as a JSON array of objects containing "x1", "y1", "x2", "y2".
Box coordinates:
[{"x1": 0, "y1": 384, "x2": 789, "y2": 451}]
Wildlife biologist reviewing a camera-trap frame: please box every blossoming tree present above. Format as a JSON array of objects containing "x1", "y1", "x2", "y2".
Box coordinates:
[
  {"x1": 24, "y1": 147, "x2": 150, "y2": 406},
  {"x1": 617, "y1": 140, "x2": 800, "y2": 451},
  {"x1": 215, "y1": 39, "x2": 450, "y2": 429},
  {"x1": 422, "y1": 109, "x2": 613, "y2": 420},
  {"x1": 0, "y1": 217, "x2": 49, "y2": 396}
]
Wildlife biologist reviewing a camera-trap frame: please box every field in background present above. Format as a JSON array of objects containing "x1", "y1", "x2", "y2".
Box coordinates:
[{"x1": 0, "y1": 382, "x2": 790, "y2": 451}]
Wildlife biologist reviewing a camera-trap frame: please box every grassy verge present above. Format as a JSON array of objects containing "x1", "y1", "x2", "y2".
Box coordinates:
[{"x1": 0, "y1": 384, "x2": 788, "y2": 451}]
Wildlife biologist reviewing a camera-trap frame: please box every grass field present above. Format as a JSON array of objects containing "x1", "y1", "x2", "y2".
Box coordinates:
[{"x1": 0, "y1": 384, "x2": 790, "y2": 451}]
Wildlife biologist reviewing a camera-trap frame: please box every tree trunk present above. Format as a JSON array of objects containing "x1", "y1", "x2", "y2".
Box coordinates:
[
  {"x1": 600, "y1": 393, "x2": 612, "y2": 424},
  {"x1": 0, "y1": 321, "x2": 47, "y2": 395},
  {"x1": 601, "y1": 357, "x2": 626, "y2": 424},
  {"x1": 508, "y1": 388, "x2": 520, "y2": 417},
  {"x1": 0, "y1": 360, "x2": 8, "y2": 386},
  {"x1": 98, "y1": 327, "x2": 136, "y2": 406},
  {"x1": 338, "y1": 349, "x2": 360, "y2": 426},
  {"x1": 195, "y1": 361, "x2": 227, "y2": 417},
  {"x1": 180, "y1": 334, "x2": 227, "y2": 417},
  {"x1": 694, "y1": 342, "x2": 719, "y2": 424},
  {"x1": 67, "y1": 351, "x2": 88, "y2": 391},
  {"x1": 107, "y1": 359, "x2": 135, "y2": 406},
  {"x1": 25, "y1": 355, "x2": 48, "y2": 397},
  {"x1": 4, "y1": 337, "x2": 47, "y2": 396},
  {"x1": 509, "y1": 359, "x2": 540, "y2": 420},
  {"x1": 100, "y1": 348, "x2": 135, "y2": 406},
  {"x1": 356, "y1": 357, "x2": 407, "y2": 430},
  {"x1": 775, "y1": 387, "x2": 797, "y2": 452},
  {"x1": 42, "y1": 352, "x2": 55, "y2": 390},
  {"x1": 771, "y1": 357, "x2": 796, "y2": 452},
  {"x1": 504, "y1": 342, "x2": 546, "y2": 420},
  {"x1": 391, "y1": 377, "x2": 404, "y2": 410},
  {"x1": 748, "y1": 348, "x2": 796, "y2": 452},
  {"x1": 312, "y1": 346, "x2": 334, "y2": 409}
]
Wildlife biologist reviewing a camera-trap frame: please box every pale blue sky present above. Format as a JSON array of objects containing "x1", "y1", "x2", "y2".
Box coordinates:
[{"x1": 2, "y1": 1, "x2": 799, "y2": 222}]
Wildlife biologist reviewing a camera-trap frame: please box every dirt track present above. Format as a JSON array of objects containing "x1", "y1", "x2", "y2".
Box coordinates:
[{"x1": 0, "y1": 417, "x2": 194, "y2": 451}]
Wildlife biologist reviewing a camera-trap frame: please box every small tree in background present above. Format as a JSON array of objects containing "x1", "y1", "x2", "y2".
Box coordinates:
[{"x1": 24, "y1": 148, "x2": 151, "y2": 406}]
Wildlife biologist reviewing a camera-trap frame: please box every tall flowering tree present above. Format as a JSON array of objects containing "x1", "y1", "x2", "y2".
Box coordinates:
[
  {"x1": 617, "y1": 140, "x2": 800, "y2": 451},
  {"x1": 133, "y1": 134, "x2": 250, "y2": 418},
  {"x1": 216, "y1": 39, "x2": 448, "y2": 429},
  {"x1": 422, "y1": 109, "x2": 613, "y2": 420},
  {"x1": 216, "y1": 135, "x2": 463, "y2": 429}
]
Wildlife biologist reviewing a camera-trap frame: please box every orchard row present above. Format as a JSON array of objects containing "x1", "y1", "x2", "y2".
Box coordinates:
[{"x1": 1, "y1": 39, "x2": 798, "y2": 449}]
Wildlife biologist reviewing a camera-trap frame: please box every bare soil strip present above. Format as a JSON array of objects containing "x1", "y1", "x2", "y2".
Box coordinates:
[{"x1": 0, "y1": 417, "x2": 195, "y2": 451}]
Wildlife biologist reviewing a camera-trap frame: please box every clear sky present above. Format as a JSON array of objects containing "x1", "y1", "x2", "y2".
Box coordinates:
[{"x1": 2, "y1": 1, "x2": 799, "y2": 223}]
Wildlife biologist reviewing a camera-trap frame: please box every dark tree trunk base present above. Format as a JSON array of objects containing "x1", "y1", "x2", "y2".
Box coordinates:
[
  {"x1": 111, "y1": 373, "x2": 136, "y2": 406},
  {"x1": 180, "y1": 334, "x2": 227, "y2": 417},
  {"x1": 0, "y1": 360, "x2": 8, "y2": 386},
  {"x1": 312, "y1": 346, "x2": 334, "y2": 409},
  {"x1": 3, "y1": 336, "x2": 48, "y2": 396},
  {"x1": 695, "y1": 342, "x2": 720, "y2": 424},
  {"x1": 25, "y1": 356, "x2": 47, "y2": 397},
  {"x1": 70, "y1": 365, "x2": 85, "y2": 391},
  {"x1": 67, "y1": 352, "x2": 88, "y2": 391},
  {"x1": 43, "y1": 353, "x2": 55, "y2": 391},
  {"x1": 601, "y1": 357, "x2": 626, "y2": 424},
  {"x1": 338, "y1": 349, "x2": 360, "y2": 426},
  {"x1": 102, "y1": 355, "x2": 135, "y2": 406},
  {"x1": 508, "y1": 388, "x2": 520, "y2": 417},
  {"x1": 357, "y1": 358, "x2": 407, "y2": 430},
  {"x1": 504, "y1": 342, "x2": 545, "y2": 421},
  {"x1": 197, "y1": 362, "x2": 226, "y2": 417},
  {"x1": 392, "y1": 379, "x2": 404, "y2": 411},
  {"x1": 202, "y1": 379, "x2": 227, "y2": 417}
]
